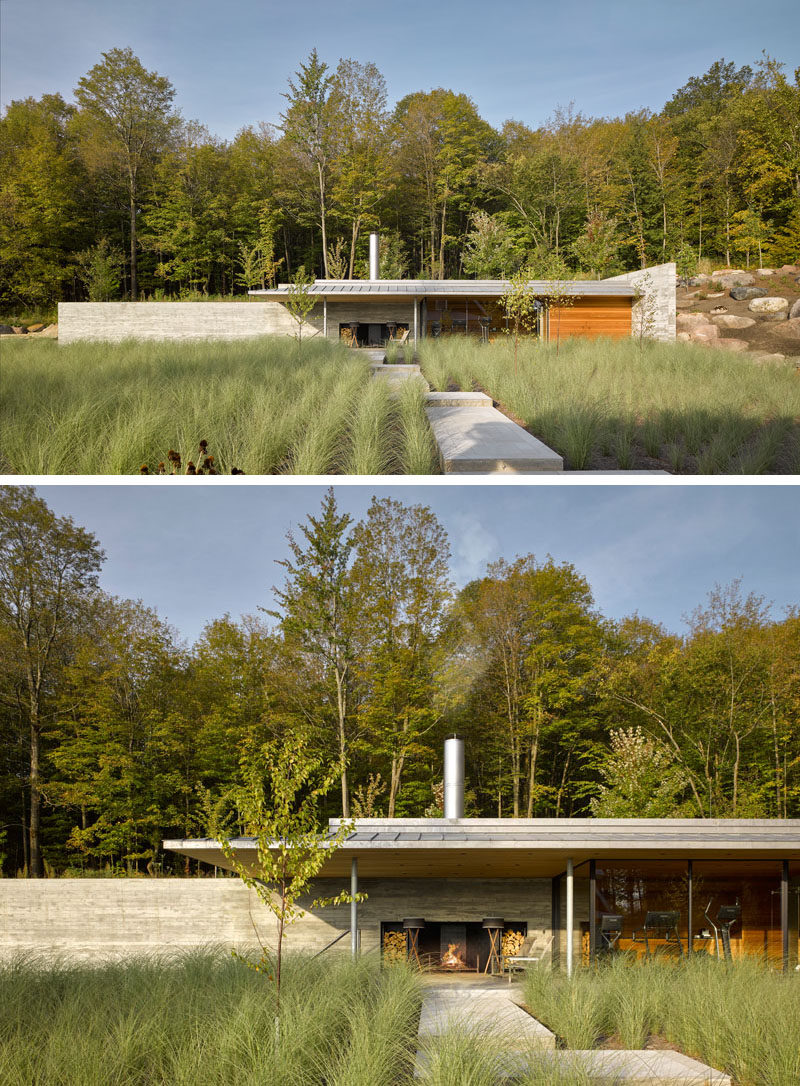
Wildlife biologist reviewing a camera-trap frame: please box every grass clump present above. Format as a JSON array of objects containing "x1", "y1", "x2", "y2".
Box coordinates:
[
  {"x1": 419, "y1": 337, "x2": 800, "y2": 474},
  {"x1": 0, "y1": 338, "x2": 437, "y2": 475},
  {"x1": 0, "y1": 948, "x2": 421, "y2": 1086},
  {"x1": 523, "y1": 955, "x2": 800, "y2": 1085}
]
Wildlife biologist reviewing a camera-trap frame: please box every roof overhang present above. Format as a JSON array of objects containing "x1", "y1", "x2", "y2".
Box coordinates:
[
  {"x1": 164, "y1": 817, "x2": 800, "y2": 880},
  {"x1": 248, "y1": 279, "x2": 635, "y2": 300}
]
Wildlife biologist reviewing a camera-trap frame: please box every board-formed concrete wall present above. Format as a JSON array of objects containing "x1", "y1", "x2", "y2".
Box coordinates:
[
  {"x1": 605, "y1": 262, "x2": 676, "y2": 342},
  {"x1": 57, "y1": 302, "x2": 323, "y2": 345},
  {"x1": 0, "y1": 877, "x2": 579, "y2": 962}
]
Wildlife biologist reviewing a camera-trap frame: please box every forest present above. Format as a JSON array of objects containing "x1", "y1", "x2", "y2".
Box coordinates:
[
  {"x1": 1, "y1": 486, "x2": 798, "y2": 878},
  {"x1": 1, "y1": 46, "x2": 799, "y2": 314}
]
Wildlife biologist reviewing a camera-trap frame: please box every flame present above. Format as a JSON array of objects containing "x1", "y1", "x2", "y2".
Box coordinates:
[{"x1": 441, "y1": 942, "x2": 467, "y2": 968}]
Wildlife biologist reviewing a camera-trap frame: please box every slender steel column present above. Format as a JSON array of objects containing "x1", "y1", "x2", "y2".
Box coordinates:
[
  {"x1": 351, "y1": 857, "x2": 358, "y2": 958},
  {"x1": 323, "y1": 297, "x2": 328, "y2": 338},
  {"x1": 687, "y1": 860, "x2": 693, "y2": 956},
  {"x1": 566, "y1": 858, "x2": 574, "y2": 978},
  {"x1": 782, "y1": 860, "x2": 789, "y2": 974},
  {"x1": 413, "y1": 298, "x2": 419, "y2": 348},
  {"x1": 589, "y1": 860, "x2": 597, "y2": 963}
]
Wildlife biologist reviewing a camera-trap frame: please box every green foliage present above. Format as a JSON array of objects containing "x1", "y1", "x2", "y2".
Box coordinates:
[
  {"x1": 212, "y1": 735, "x2": 360, "y2": 1005},
  {"x1": 285, "y1": 265, "x2": 318, "y2": 348},
  {"x1": 75, "y1": 237, "x2": 123, "y2": 300},
  {"x1": 570, "y1": 214, "x2": 621, "y2": 277},
  {"x1": 589, "y1": 726, "x2": 690, "y2": 816}
]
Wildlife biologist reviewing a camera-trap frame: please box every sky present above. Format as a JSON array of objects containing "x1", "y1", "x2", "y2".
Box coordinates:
[
  {"x1": 31, "y1": 482, "x2": 800, "y2": 646},
  {"x1": 2, "y1": 0, "x2": 798, "y2": 138}
]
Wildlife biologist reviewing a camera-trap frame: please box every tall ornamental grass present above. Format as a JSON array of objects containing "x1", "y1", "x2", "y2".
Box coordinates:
[
  {"x1": 0, "y1": 949, "x2": 421, "y2": 1086},
  {"x1": 523, "y1": 955, "x2": 800, "y2": 1085},
  {"x1": 0, "y1": 339, "x2": 438, "y2": 475},
  {"x1": 420, "y1": 337, "x2": 800, "y2": 474}
]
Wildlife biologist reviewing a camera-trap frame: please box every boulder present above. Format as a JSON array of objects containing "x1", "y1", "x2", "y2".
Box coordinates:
[
  {"x1": 706, "y1": 291, "x2": 726, "y2": 298},
  {"x1": 748, "y1": 296, "x2": 789, "y2": 316},
  {"x1": 778, "y1": 265, "x2": 798, "y2": 274},
  {"x1": 756, "y1": 268, "x2": 774, "y2": 276},
  {"x1": 789, "y1": 298, "x2": 800, "y2": 320},
  {"x1": 676, "y1": 312, "x2": 711, "y2": 329},
  {"x1": 676, "y1": 331, "x2": 691, "y2": 342},
  {"x1": 11, "y1": 325, "x2": 27, "y2": 334},
  {"x1": 688, "y1": 275, "x2": 711, "y2": 286},
  {"x1": 711, "y1": 337, "x2": 749, "y2": 352},
  {"x1": 770, "y1": 317, "x2": 800, "y2": 342},
  {"x1": 26, "y1": 322, "x2": 45, "y2": 332},
  {"x1": 730, "y1": 286, "x2": 768, "y2": 301},
  {"x1": 36, "y1": 323, "x2": 59, "y2": 338},
  {"x1": 714, "y1": 272, "x2": 755, "y2": 289},
  {"x1": 0, "y1": 324, "x2": 14, "y2": 335},
  {"x1": 690, "y1": 324, "x2": 719, "y2": 342},
  {"x1": 711, "y1": 314, "x2": 756, "y2": 329}
]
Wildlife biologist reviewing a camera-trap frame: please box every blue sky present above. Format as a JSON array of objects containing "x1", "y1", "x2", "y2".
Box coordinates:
[
  {"x1": 2, "y1": 0, "x2": 798, "y2": 137},
  {"x1": 32, "y1": 483, "x2": 799, "y2": 645}
]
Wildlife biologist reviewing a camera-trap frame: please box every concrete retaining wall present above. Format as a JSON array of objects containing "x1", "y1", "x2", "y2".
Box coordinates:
[
  {"x1": 605, "y1": 262, "x2": 676, "y2": 341},
  {"x1": 57, "y1": 301, "x2": 323, "y2": 345},
  {"x1": 0, "y1": 877, "x2": 581, "y2": 962}
]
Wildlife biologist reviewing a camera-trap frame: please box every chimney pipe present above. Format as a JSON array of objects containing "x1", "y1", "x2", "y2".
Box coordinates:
[
  {"x1": 443, "y1": 735, "x2": 464, "y2": 819},
  {"x1": 369, "y1": 232, "x2": 380, "y2": 281}
]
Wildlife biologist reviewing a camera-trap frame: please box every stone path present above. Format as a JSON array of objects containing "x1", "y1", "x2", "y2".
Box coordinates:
[{"x1": 414, "y1": 980, "x2": 731, "y2": 1084}]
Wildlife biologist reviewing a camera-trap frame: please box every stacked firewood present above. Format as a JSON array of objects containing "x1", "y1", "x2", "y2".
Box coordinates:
[
  {"x1": 383, "y1": 930, "x2": 408, "y2": 964},
  {"x1": 501, "y1": 929, "x2": 525, "y2": 959}
]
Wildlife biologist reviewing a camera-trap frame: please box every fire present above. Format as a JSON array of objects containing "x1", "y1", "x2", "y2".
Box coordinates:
[{"x1": 441, "y1": 942, "x2": 467, "y2": 969}]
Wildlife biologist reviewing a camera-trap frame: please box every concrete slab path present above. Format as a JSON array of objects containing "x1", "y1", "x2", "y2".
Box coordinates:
[
  {"x1": 414, "y1": 980, "x2": 731, "y2": 1085},
  {"x1": 426, "y1": 405, "x2": 563, "y2": 473}
]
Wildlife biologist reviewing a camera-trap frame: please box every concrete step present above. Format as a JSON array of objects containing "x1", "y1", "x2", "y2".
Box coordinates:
[
  {"x1": 369, "y1": 362, "x2": 422, "y2": 377},
  {"x1": 426, "y1": 405, "x2": 563, "y2": 473},
  {"x1": 533, "y1": 1049, "x2": 731, "y2": 1084},
  {"x1": 417, "y1": 987, "x2": 554, "y2": 1048},
  {"x1": 425, "y1": 391, "x2": 493, "y2": 408}
]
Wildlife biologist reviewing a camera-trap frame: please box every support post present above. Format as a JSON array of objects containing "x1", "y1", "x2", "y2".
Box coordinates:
[
  {"x1": 413, "y1": 297, "x2": 419, "y2": 349},
  {"x1": 566, "y1": 858, "x2": 574, "y2": 978},
  {"x1": 687, "y1": 860, "x2": 693, "y2": 956},
  {"x1": 782, "y1": 860, "x2": 789, "y2": 974},
  {"x1": 323, "y1": 297, "x2": 328, "y2": 338},
  {"x1": 589, "y1": 860, "x2": 596, "y2": 963},
  {"x1": 351, "y1": 857, "x2": 358, "y2": 959}
]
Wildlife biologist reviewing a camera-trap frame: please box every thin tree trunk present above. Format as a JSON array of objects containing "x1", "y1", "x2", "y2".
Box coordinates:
[
  {"x1": 318, "y1": 161, "x2": 329, "y2": 278},
  {"x1": 129, "y1": 187, "x2": 138, "y2": 300},
  {"x1": 21, "y1": 789, "x2": 29, "y2": 875},
  {"x1": 29, "y1": 705, "x2": 42, "y2": 877},
  {"x1": 335, "y1": 668, "x2": 350, "y2": 818}
]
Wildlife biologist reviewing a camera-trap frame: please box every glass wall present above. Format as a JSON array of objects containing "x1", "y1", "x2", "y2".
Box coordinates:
[{"x1": 593, "y1": 860, "x2": 792, "y2": 964}]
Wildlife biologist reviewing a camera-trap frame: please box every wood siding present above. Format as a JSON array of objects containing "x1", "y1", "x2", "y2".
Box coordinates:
[{"x1": 547, "y1": 297, "x2": 632, "y2": 342}]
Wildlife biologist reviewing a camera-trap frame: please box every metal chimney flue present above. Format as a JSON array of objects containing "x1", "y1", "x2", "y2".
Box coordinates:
[
  {"x1": 443, "y1": 735, "x2": 465, "y2": 819},
  {"x1": 369, "y1": 232, "x2": 380, "y2": 281}
]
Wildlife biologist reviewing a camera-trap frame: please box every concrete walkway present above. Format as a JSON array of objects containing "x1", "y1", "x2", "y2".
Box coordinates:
[
  {"x1": 414, "y1": 979, "x2": 731, "y2": 1084},
  {"x1": 368, "y1": 353, "x2": 669, "y2": 475}
]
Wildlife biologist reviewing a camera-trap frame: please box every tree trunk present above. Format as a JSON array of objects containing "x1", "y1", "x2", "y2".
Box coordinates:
[
  {"x1": 129, "y1": 190, "x2": 138, "y2": 300},
  {"x1": 21, "y1": 789, "x2": 29, "y2": 875},
  {"x1": 318, "y1": 161, "x2": 329, "y2": 278},
  {"x1": 29, "y1": 707, "x2": 42, "y2": 878},
  {"x1": 335, "y1": 669, "x2": 350, "y2": 818}
]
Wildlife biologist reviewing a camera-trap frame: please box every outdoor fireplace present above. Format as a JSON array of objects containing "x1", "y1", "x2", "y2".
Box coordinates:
[{"x1": 440, "y1": 923, "x2": 469, "y2": 970}]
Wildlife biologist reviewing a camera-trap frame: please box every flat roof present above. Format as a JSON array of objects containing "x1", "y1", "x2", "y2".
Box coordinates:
[
  {"x1": 164, "y1": 817, "x2": 800, "y2": 879},
  {"x1": 248, "y1": 279, "x2": 635, "y2": 299}
]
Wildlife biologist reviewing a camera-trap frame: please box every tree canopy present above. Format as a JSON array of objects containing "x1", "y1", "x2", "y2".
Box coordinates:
[
  {"x1": 0, "y1": 489, "x2": 797, "y2": 878},
  {"x1": 2, "y1": 49, "x2": 798, "y2": 312}
]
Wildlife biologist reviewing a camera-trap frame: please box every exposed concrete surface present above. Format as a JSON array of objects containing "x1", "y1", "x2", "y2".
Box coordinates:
[
  {"x1": 417, "y1": 983, "x2": 555, "y2": 1047},
  {"x1": 425, "y1": 391, "x2": 493, "y2": 408},
  {"x1": 606, "y1": 263, "x2": 677, "y2": 342},
  {"x1": 534, "y1": 1050, "x2": 731, "y2": 1084},
  {"x1": 57, "y1": 301, "x2": 321, "y2": 344},
  {"x1": 414, "y1": 982, "x2": 729, "y2": 1083},
  {"x1": 426, "y1": 405, "x2": 563, "y2": 473}
]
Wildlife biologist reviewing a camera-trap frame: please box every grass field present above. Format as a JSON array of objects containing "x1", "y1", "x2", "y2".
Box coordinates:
[
  {"x1": 0, "y1": 339, "x2": 438, "y2": 475},
  {"x1": 420, "y1": 338, "x2": 800, "y2": 473},
  {"x1": 523, "y1": 956, "x2": 800, "y2": 1085},
  {"x1": 1, "y1": 950, "x2": 795, "y2": 1084}
]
